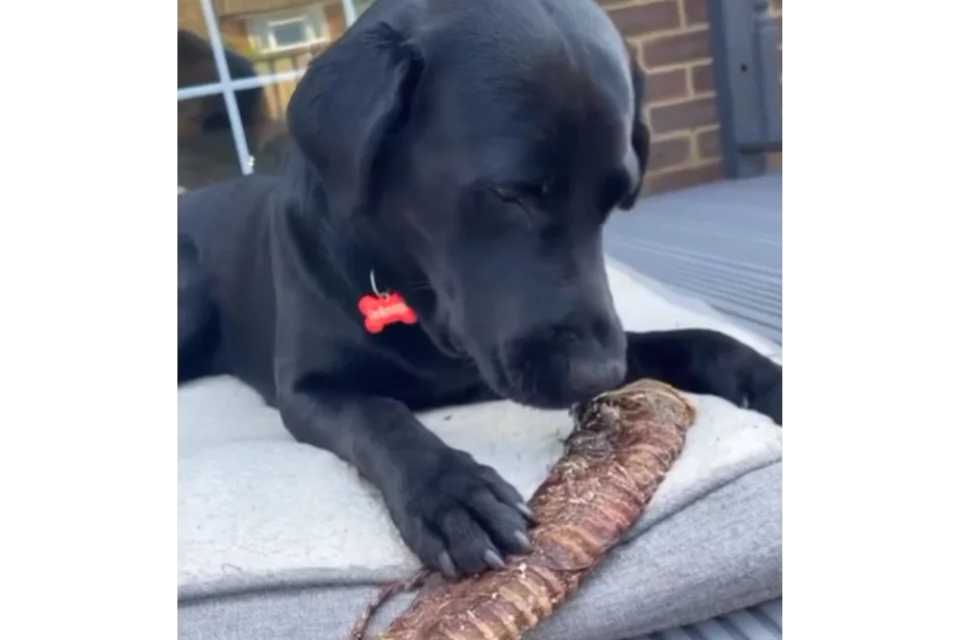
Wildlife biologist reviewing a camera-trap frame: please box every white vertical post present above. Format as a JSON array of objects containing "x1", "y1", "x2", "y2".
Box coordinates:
[
  {"x1": 177, "y1": 69, "x2": 306, "y2": 102},
  {"x1": 199, "y1": 0, "x2": 254, "y2": 175},
  {"x1": 342, "y1": 0, "x2": 359, "y2": 25}
]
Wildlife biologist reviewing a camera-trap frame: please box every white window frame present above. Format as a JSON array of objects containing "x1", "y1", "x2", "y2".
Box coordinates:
[
  {"x1": 265, "y1": 16, "x2": 315, "y2": 51},
  {"x1": 247, "y1": 8, "x2": 332, "y2": 54},
  {"x1": 177, "y1": 0, "x2": 360, "y2": 177},
  {"x1": 354, "y1": 0, "x2": 375, "y2": 16}
]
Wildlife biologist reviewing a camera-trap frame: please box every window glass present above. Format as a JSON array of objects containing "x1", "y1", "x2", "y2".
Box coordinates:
[{"x1": 177, "y1": 1, "x2": 359, "y2": 191}]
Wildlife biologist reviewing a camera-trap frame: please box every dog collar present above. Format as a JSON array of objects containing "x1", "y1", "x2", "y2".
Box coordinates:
[{"x1": 358, "y1": 270, "x2": 417, "y2": 333}]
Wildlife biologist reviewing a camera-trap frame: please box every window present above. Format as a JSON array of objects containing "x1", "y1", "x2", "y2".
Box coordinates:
[
  {"x1": 270, "y1": 19, "x2": 309, "y2": 49},
  {"x1": 247, "y1": 8, "x2": 330, "y2": 54},
  {"x1": 177, "y1": 0, "x2": 363, "y2": 189}
]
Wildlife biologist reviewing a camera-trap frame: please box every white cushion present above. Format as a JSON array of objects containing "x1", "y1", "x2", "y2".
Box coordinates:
[{"x1": 177, "y1": 259, "x2": 782, "y2": 639}]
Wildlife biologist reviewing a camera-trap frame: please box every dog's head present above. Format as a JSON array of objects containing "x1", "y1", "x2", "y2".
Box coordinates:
[{"x1": 287, "y1": 0, "x2": 651, "y2": 409}]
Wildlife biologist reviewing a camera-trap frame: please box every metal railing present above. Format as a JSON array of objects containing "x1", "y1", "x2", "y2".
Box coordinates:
[{"x1": 708, "y1": 0, "x2": 782, "y2": 179}]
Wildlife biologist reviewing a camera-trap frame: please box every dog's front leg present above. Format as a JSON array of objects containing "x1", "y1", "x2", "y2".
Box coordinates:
[
  {"x1": 277, "y1": 389, "x2": 534, "y2": 578},
  {"x1": 625, "y1": 329, "x2": 782, "y2": 425}
]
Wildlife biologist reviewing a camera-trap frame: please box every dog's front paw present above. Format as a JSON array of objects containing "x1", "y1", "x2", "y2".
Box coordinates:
[
  {"x1": 744, "y1": 359, "x2": 782, "y2": 425},
  {"x1": 664, "y1": 329, "x2": 783, "y2": 426},
  {"x1": 690, "y1": 331, "x2": 782, "y2": 426},
  {"x1": 391, "y1": 449, "x2": 534, "y2": 579}
]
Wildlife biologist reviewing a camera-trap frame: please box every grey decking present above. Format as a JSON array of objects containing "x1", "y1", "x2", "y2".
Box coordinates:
[
  {"x1": 612, "y1": 173, "x2": 783, "y2": 640},
  {"x1": 604, "y1": 173, "x2": 783, "y2": 345},
  {"x1": 641, "y1": 599, "x2": 783, "y2": 640}
]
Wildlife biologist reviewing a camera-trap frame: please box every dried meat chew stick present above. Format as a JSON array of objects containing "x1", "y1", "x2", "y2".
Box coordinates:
[{"x1": 351, "y1": 378, "x2": 696, "y2": 640}]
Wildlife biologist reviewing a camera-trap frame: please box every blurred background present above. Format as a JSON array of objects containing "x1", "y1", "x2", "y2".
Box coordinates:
[
  {"x1": 178, "y1": 0, "x2": 373, "y2": 189},
  {"x1": 177, "y1": 0, "x2": 780, "y2": 194}
]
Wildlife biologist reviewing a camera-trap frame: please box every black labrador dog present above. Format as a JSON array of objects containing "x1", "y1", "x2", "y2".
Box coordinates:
[{"x1": 178, "y1": 0, "x2": 782, "y2": 579}]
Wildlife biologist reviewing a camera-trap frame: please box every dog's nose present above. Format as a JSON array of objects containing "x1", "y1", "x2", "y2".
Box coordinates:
[{"x1": 567, "y1": 356, "x2": 626, "y2": 399}]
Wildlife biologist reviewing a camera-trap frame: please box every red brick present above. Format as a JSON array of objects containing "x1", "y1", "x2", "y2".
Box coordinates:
[
  {"x1": 608, "y1": 1, "x2": 681, "y2": 36},
  {"x1": 690, "y1": 62, "x2": 714, "y2": 93},
  {"x1": 767, "y1": 152, "x2": 782, "y2": 169},
  {"x1": 695, "y1": 127, "x2": 720, "y2": 159},
  {"x1": 648, "y1": 136, "x2": 692, "y2": 172},
  {"x1": 647, "y1": 162, "x2": 722, "y2": 194},
  {"x1": 683, "y1": 0, "x2": 708, "y2": 26},
  {"x1": 642, "y1": 28, "x2": 711, "y2": 68},
  {"x1": 648, "y1": 96, "x2": 716, "y2": 134},
  {"x1": 645, "y1": 68, "x2": 689, "y2": 104}
]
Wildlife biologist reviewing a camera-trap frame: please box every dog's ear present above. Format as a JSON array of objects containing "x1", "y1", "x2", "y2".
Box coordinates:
[
  {"x1": 618, "y1": 51, "x2": 651, "y2": 210},
  {"x1": 286, "y1": 20, "x2": 423, "y2": 215}
]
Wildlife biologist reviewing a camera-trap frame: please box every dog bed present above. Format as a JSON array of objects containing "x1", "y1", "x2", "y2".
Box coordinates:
[{"x1": 177, "y1": 259, "x2": 782, "y2": 639}]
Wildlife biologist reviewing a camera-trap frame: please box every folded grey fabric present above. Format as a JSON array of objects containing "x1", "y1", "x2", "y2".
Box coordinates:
[{"x1": 177, "y1": 261, "x2": 782, "y2": 639}]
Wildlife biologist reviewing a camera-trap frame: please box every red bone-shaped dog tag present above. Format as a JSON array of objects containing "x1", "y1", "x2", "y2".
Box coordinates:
[{"x1": 358, "y1": 292, "x2": 418, "y2": 333}]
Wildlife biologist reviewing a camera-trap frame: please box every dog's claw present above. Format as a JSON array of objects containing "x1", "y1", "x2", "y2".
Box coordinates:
[
  {"x1": 513, "y1": 530, "x2": 532, "y2": 552},
  {"x1": 438, "y1": 551, "x2": 457, "y2": 579},
  {"x1": 483, "y1": 549, "x2": 506, "y2": 570},
  {"x1": 516, "y1": 502, "x2": 537, "y2": 523}
]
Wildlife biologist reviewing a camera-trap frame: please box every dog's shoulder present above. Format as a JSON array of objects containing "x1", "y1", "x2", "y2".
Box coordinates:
[{"x1": 178, "y1": 174, "x2": 277, "y2": 247}]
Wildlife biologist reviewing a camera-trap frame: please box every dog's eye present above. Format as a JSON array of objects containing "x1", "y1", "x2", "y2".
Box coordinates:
[
  {"x1": 493, "y1": 187, "x2": 523, "y2": 203},
  {"x1": 492, "y1": 186, "x2": 537, "y2": 229},
  {"x1": 495, "y1": 181, "x2": 552, "y2": 202}
]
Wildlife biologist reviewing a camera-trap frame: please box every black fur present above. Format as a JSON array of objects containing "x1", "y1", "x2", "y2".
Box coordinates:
[{"x1": 178, "y1": 0, "x2": 781, "y2": 578}]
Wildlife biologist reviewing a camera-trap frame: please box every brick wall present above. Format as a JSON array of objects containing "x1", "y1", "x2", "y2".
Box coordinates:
[{"x1": 599, "y1": 0, "x2": 782, "y2": 195}]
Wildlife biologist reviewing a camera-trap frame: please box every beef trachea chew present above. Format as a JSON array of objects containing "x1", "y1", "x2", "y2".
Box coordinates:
[{"x1": 351, "y1": 378, "x2": 696, "y2": 640}]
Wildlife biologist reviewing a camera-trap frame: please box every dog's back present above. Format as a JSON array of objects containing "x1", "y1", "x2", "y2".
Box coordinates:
[
  {"x1": 178, "y1": 174, "x2": 276, "y2": 248},
  {"x1": 177, "y1": 175, "x2": 278, "y2": 387}
]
